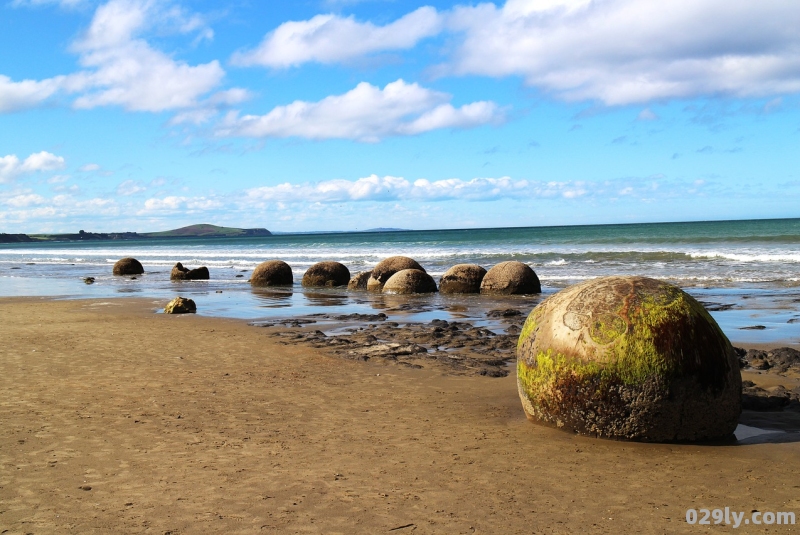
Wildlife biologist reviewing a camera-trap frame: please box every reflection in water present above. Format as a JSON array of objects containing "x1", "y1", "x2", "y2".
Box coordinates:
[
  {"x1": 251, "y1": 287, "x2": 293, "y2": 308},
  {"x1": 302, "y1": 290, "x2": 349, "y2": 307}
]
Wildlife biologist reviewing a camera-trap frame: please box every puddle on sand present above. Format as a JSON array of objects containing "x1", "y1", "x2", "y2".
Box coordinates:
[{"x1": 734, "y1": 424, "x2": 789, "y2": 444}]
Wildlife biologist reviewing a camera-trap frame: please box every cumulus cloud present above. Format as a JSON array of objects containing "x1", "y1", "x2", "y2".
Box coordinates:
[
  {"x1": 0, "y1": 75, "x2": 64, "y2": 113},
  {"x1": 446, "y1": 0, "x2": 800, "y2": 104},
  {"x1": 0, "y1": 151, "x2": 66, "y2": 183},
  {"x1": 141, "y1": 195, "x2": 222, "y2": 213},
  {"x1": 232, "y1": 7, "x2": 443, "y2": 68},
  {"x1": 217, "y1": 79, "x2": 502, "y2": 142}
]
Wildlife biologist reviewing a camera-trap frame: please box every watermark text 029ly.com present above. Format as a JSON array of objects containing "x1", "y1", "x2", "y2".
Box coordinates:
[{"x1": 686, "y1": 508, "x2": 795, "y2": 528}]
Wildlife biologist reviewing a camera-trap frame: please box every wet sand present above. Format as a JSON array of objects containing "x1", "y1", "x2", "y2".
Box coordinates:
[{"x1": 1, "y1": 297, "x2": 799, "y2": 534}]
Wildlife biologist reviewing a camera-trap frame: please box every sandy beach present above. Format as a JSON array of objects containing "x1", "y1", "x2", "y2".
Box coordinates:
[{"x1": 1, "y1": 297, "x2": 799, "y2": 534}]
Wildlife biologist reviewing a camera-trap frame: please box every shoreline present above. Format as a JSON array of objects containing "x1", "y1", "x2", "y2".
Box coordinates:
[{"x1": 1, "y1": 296, "x2": 800, "y2": 533}]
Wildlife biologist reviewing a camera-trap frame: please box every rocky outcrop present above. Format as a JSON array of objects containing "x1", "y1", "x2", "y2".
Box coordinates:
[
  {"x1": 348, "y1": 271, "x2": 372, "y2": 290},
  {"x1": 112, "y1": 257, "x2": 144, "y2": 276},
  {"x1": 383, "y1": 269, "x2": 438, "y2": 294},
  {"x1": 367, "y1": 256, "x2": 424, "y2": 292},
  {"x1": 439, "y1": 264, "x2": 487, "y2": 294},
  {"x1": 164, "y1": 296, "x2": 196, "y2": 314},
  {"x1": 302, "y1": 261, "x2": 351, "y2": 287},
  {"x1": 517, "y1": 276, "x2": 741, "y2": 442},
  {"x1": 250, "y1": 260, "x2": 293, "y2": 287},
  {"x1": 170, "y1": 262, "x2": 210, "y2": 281},
  {"x1": 480, "y1": 261, "x2": 540, "y2": 295}
]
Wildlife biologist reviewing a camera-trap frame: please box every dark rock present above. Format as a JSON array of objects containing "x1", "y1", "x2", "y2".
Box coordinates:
[
  {"x1": 348, "y1": 271, "x2": 372, "y2": 290},
  {"x1": 742, "y1": 347, "x2": 800, "y2": 373},
  {"x1": 439, "y1": 264, "x2": 486, "y2": 294},
  {"x1": 367, "y1": 256, "x2": 424, "y2": 292},
  {"x1": 113, "y1": 257, "x2": 144, "y2": 276},
  {"x1": 480, "y1": 261, "x2": 541, "y2": 295},
  {"x1": 487, "y1": 308, "x2": 523, "y2": 318},
  {"x1": 170, "y1": 262, "x2": 210, "y2": 281},
  {"x1": 83, "y1": 277, "x2": 95, "y2": 284},
  {"x1": 383, "y1": 269, "x2": 438, "y2": 294},
  {"x1": 302, "y1": 261, "x2": 351, "y2": 287},
  {"x1": 250, "y1": 260, "x2": 293, "y2": 287},
  {"x1": 740, "y1": 325, "x2": 767, "y2": 330},
  {"x1": 164, "y1": 296, "x2": 196, "y2": 314}
]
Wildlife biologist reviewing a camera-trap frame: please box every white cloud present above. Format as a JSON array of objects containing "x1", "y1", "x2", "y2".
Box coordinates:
[
  {"x1": 79, "y1": 163, "x2": 101, "y2": 172},
  {"x1": 232, "y1": 7, "x2": 443, "y2": 68},
  {"x1": 637, "y1": 108, "x2": 658, "y2": 121},
  {"x1": 116, "y1": 179, "x2": 146, "y2": 196},
  {"x1": 0, "y1": 75, "x2": 63, "y2": 113},
  {"x1": 0, "y1": 151, "x2": 66, "y2": 183},
  {"x1": 141, "y1": 195, "x2": 222, "y2": 213},
  {"x1": 217, "y1": 79, "x2": 502, "y2": 142},
  {"x1": 446, "y1": 0, "x2": 800, "y2": 105}
]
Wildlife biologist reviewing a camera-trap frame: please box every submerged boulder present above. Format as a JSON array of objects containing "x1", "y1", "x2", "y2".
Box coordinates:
[
  {"x1": 439, "y1": 264, "x2": 487, "y2": 294},
  {"x1": 516, "y1": 276, "x2": 741, "y2": 442},
  {"x1": 170, "y1": 262, "x2": 210, "y2": 281},
  {"x1": 367, "y1": 256, "x2": 424, "y2": 292},
  {"x1": 164, "y1": 296, "x2": 196, "y2": 314},
  {"x1": 250, "y1": 260, "x2": 293, "y2": 287},
  {"x1": 112, "y1": 257, "x2": 144, "y2": 276},
  {"x1": 480, "y1": 261, "x2": 540, "y2": 295},
  {"x1": 302, "y1": 261, "x2": 351, "y2": 287},
  {"x1": 348, "y1": 271, "x2": 372, "y2": 290},
  {"x1": 383, "y1": 269, "x2": 438, "y2": 294}
]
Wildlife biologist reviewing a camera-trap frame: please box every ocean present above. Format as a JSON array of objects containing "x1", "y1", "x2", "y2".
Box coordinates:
[{"x1": 2, "y1": 218, "x2": 800, "y2": 345}]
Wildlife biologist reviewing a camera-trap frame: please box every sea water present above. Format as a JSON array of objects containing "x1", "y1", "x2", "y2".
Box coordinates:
[{"x1": 2, "y1": 218, "x2": 800, "y2": 344}]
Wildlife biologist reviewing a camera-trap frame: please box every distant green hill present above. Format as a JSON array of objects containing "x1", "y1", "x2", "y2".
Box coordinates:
[{"x1": 143, "y1": 224, "x2": 272, "y2": 238}]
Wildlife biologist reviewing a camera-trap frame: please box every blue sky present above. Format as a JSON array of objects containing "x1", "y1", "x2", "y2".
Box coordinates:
[{"x1": 1, "y1": 0, "x2": 798, "y2": 233}]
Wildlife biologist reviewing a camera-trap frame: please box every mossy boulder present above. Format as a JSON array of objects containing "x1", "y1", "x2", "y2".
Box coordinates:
[
  {"x1": 164, "y1": 296, "x2": 196, "y2": 314},
  {"x1": 348, "y1": 271, "x2": 372, "y2": 290},
  {"x1": 170, "y1": 262, "x2": 210, "y2": 281},
  {"x1": 517, "y1": 276, "x2": 741, "y2": 442},
  {"x1": 439, "y1": 264, "x2": 486, "y2": 294},
  {"x1": 112, "y1": 257, "x2": 144, "y2": 276},
  {"x1": 367, "y1": 256, "x2": 424, "y2": 292},
  {"x1": 383, "y1": 269, "x2": 438, "y2": 294},
  {"x1": 302, "y1": 261, "x2": 351, "y2": 287},
  {"x1": 480, "y1": 261, "x2": 541, "y2": 295},
  {"x1": 250, "y1": 260, "x2": 293, "y2": 287}
]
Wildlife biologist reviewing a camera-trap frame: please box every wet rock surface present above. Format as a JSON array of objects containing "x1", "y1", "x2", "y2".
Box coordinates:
[
  {"x1": 251, "y1": 307, "x2": 528, "y2": 377},
  {"x1": 737, "y1": 347, "x2": 800, "y2": 373}
]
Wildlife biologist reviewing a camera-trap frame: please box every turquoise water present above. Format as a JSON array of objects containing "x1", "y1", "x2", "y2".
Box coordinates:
[{"x1": 2, "y1": 218, "x2": 800, "y2": 344}]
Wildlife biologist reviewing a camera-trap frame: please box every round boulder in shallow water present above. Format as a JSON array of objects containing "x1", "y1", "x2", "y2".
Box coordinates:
[
  {"x1": 164, "y1": 296, "x2": 196, "y2": 314},
  {"x1": 170, "y1": 262, "x2": 210, "y2": 281},
  {"x1": 439, "y1": 264, "x2": 487, "y2": 294},
  {"x1": 383, "y1": 269, "x2": 438, "y2": 294},
  {"x1": 348, "y1": 271, "x2": 372, "y2": 290},
  {"x1": 367, "y1": 256, "x2": 424, "y2": 292},
  {"x1": 480, "y1": 261, "x2": 540, "y2": 295},
  {"x1": 302, "y1": 261, "x2": 350, "y2": 287},
  {"x1": 113, "y1": 257, "x2": 144, "y2": 276},
  {"x1": 516, "y1": 276, "x2": 741, "y2": 442},
  {"x1": 250, "y1": 260, "x2": 293, "y2": 287}
]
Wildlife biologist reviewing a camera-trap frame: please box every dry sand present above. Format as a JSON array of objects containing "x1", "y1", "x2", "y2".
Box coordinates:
[{"x1": 1, "y1": 297, "x2": 799, "y2": 534}]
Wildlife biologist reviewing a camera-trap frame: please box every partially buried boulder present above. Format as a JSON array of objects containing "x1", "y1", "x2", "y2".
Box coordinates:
[
  {"x1": 480, "y1": 261, "x2": 540, "y2": 295},
  {"x1": 516, "y1": 276, "x2": 741, "y2": 442},
  {"x1": 383, "y1": 269, "x2": 438, "y2": 294},
  {"x1": 367, "y1": 256, "x2": 424, "y2": 292},
  {"x1": 348, "y1": 271, "x2": 372, "y2": 290},
  {"x1": 250, "y1": 260, "x2": 293, "y2": 287},
  {"x1": 302, "y1": 261, "x2": 350, "y2": 287},
  {"x1": 112, "y1": 257, "x2": 144, "y2": 276},
  {"x1": 164, "y1": 296, "x2": 196, "y2": 314},
  {"x1": 439, "y1": 264, "x2": 487, "y2": 294},
  {"x1": 170, "y1": 262, "x2": 210, "y2": 281}
]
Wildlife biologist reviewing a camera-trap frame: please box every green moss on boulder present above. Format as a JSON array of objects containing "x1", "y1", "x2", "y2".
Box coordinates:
[{"x1": 517, "y1": 276, "x2": 741, "y2": 442}]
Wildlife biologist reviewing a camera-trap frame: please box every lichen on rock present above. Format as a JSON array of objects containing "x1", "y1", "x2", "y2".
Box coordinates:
[{"x1": 516, "y1": 276, "x2": 741, "y2": 442}]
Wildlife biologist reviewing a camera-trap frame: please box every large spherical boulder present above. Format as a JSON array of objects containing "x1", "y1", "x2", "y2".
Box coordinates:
[
  {"x1": 348, "y1": 271, "x2": 372, "y2": 290},
  {"x1": 113, "y1": 257, "x2": 144, "y2": 276},
  {"x1": 480, "y1": 261, "x2": 540, "y2": 295},
  {"x1": 383, "y1": 269, "x2": 438, "y2": 294},
  {"x1": 250, "y1": 260, "x2": 293, "y2": 287},
  {"x1": 164, "y1": 296, "x2": 196, "y2": 314},
  {"x1": 302, "y1": 261, "x2": 351, "y2": 287},
  {"x1": 170, "y1": 262, "x2": 210, "y2": 281},
  {"x1": 439, "y1": 264, "x2": 487, "y2": 294},
  {"x1": 516, "y1": 276, "x2": 741, "y2": 442},
  {"x1": 367, "y1": 256, "x2": 425, "y2": 292}
]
